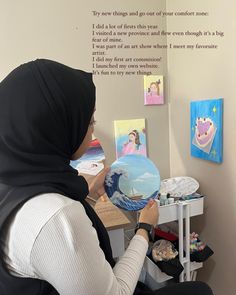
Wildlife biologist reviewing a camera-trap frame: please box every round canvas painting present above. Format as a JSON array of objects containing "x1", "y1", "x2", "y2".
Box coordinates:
[{"x1": 105, "y1": 154, "x2": 160, "y2": 211}]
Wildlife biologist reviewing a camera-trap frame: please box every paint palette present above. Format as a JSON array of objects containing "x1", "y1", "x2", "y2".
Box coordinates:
[
  {"x1": 160, "y1": 177, "x2": 199, "y2": 198},
  {"x1": 105, "y1": 154, "x2": 160, "y2": 211}
]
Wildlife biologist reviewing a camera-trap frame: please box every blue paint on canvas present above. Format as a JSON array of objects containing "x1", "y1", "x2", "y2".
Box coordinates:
[
  {"x1": 190, "y1": 98, "x2": 223, "y2": 163},
  {"x1": 105, "y1": 154, "x2": 160, "y2": 211}
]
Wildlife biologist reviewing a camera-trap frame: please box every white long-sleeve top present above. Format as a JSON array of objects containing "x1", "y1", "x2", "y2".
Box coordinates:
[{"x1": 3, "y1": 193, "x2": 148, "y2": 295}]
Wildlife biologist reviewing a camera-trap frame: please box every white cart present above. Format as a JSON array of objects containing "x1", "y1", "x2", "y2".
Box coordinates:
[{"x1": 143, "y1": 198, "x2": 204, "y2": 283}]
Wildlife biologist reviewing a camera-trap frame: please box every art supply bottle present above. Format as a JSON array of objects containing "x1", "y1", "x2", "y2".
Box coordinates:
[{"x1": 160, "y1": 194, "x2": 167, "y2": 206}]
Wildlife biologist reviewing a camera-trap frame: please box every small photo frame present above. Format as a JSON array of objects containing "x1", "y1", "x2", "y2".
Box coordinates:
[{"x1": 144, "y1": 75, "x2": 164, "y2": 105}]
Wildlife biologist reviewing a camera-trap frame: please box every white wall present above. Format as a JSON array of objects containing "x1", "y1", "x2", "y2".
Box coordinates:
[{"x1": 166, "y1": 1, "x2": 236, "y2": 294}]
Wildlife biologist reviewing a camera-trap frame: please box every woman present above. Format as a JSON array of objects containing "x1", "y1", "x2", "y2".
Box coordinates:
[
  {"x1": 122, "y1": 130, "x2": 146, "y2": 156},
  {"x1": 145, "y1": 80, "x2": 163, "y2": 105},
  {"x1": 0, "y1": 59, "x2": 213, "y2": 295}
]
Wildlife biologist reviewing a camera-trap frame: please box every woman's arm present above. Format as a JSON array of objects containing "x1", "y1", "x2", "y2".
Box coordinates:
[{"x1": 30, "y1": 201, "x2": 148, "y2": 295}]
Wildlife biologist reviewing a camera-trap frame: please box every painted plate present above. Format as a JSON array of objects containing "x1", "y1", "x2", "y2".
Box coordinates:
[
  {"x1": 160, "y1": 177, "x2": 199, "y2": 198},
  {"x1": 105, "y1": 154, "x2": 160, "y2": 211}
]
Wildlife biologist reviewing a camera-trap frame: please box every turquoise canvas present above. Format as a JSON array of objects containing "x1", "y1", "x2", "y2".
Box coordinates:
[{"x1": 190, "y1": 98, "x2": 223, "y2": 163}]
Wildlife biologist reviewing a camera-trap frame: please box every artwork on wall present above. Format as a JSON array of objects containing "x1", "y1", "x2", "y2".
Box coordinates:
[
  {"x1": 144, "y1": 75, "x2": 164, "y2": 105},
  {"x1": 70, "y1": 137, "x2": 105, "y2": 175},
  {"x1": 190, "y1": 98, "x2": 223, "y2": 163},
  {"x1": 104, "y1": 154, "x2": 160, "y2": 211},
  {"x1": 114, "y1": 118, "x2": 147, "y2": 159}
]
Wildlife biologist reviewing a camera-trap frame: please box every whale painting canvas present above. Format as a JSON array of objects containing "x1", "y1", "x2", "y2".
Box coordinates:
[
  {"x1": 70, "y1": 137, "x2": 105, "y2": 175},
  {"x1": 190, "y1": 98, "x2": 223, "y2": 163},
  {"x1": 105, "y1": 154, "x2": 160, "y2": 211}
]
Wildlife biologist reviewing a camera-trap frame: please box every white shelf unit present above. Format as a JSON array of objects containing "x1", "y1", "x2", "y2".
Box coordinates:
[{"x1": 143, "y1": 198, "x2": 204, "y2": 283}]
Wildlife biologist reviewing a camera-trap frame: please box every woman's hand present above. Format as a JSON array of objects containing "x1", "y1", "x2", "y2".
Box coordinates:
[
  {"x1": 138, "y1": 199, "x2": 159, "y2": 226},
  {"x1": 88, "y1": 166, "x2": 110, "y2": 201}
]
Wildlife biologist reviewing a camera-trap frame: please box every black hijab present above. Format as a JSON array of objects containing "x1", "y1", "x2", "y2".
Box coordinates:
[{"x1": 0, "y1": 59, "x2": 115, "y2": 267}]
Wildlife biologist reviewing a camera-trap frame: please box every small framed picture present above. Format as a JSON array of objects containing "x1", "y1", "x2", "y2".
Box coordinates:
[
  {"x1": 114, "y1": 118, "x2": 147, "y2": 159},
  {"x1": 144, "y1": 75, "x2": 164, "y2": 105}
]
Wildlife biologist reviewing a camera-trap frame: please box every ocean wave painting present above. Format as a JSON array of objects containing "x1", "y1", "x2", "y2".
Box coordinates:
[{"x1": 105, "y1": 154, "x2": 160, "y2": 211}]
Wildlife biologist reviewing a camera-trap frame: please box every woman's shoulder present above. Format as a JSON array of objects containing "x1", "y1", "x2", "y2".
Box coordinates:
[
  {"x1": 25, "y1": 192, "x2": 76, "y2": 209},
  {"x1": 14, "y1": 193, "x2": 76, "y2": 220},
  {"x1": 5, "y1": 193, "x2": 84, "y2": 254},
  {"x1": 4, "y1": 193, "x2": 88, "y2": 278},
  {"x1": 7, "y1": 192, "x2": 79, "y2": 227},
  {"x1": 19, "y1": 193, "x2": 89, "y2": 231}
]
